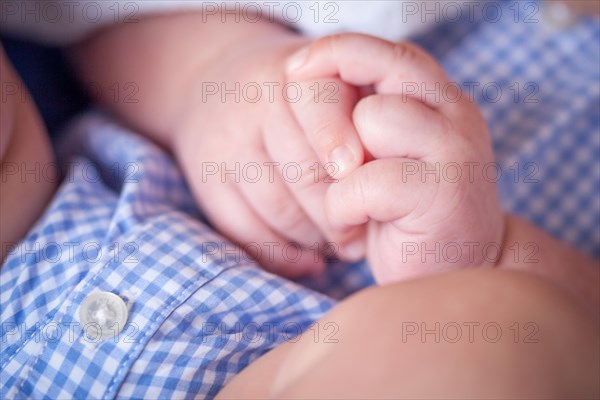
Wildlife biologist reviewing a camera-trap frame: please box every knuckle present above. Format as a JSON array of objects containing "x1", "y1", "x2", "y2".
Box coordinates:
[
  {"x1": 365, "y1": 95, "x2": 385, "y2": 126},
  {"x1": 294, "y1": 157, "x2": 325, "y2": 188},
  {"x1": 354, "y1": 95, "x2": 385, "y2": 143},
  {"x1": 391, "y1": 42, "x2": 417, "y2": 66},
  {"x1": 322, "y1": 80, "x2": 344, "y2": 103},
  {"x1": 312, "y1": 82, "x2": 332, "y2": 103},
  {"x1": 349, "y1": 169, "x2": 369, "y2": 204},
  {"x1": 323, "y1": 33, "x2": 346, "y2": 54},
  {"x1": 439, "y1": 116, "x2": 456, "y2": 141},
  {"x1": 439, "y1": 117, "x2": 469, "y2": 156},
  {"x1": 268, "y1": 194, "x2": 310, "y2": 232},
  {"x1": 307, "y1": 33, "x2": 345, "y2": 62},
  {"x1": 311, "y1": 118, "x2": 343, "y2": 150},
  {"x1": 353, "y1": 97, "x2": 370, "y2": 130}
]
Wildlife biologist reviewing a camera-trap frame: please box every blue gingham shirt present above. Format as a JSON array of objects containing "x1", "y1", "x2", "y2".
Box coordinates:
[{"x1": 2, "y1": 2, "x2": 599, "y2": 399}]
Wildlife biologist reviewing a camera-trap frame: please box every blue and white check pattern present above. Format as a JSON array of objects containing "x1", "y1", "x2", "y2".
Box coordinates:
[
  {"x1": 414, "y1": 5, "x2": 600, "y2": 258},
  {"x1": 1, "y1": 114, "x2": 344, "y2": 399},
  {"x1": 2, "y1": 2, "x2": 599, "y2": 399}
]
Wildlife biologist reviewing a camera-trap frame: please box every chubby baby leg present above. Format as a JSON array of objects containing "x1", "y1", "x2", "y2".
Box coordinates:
[{"x1": 219, "y1": 269, "x2": 599, "y2": 399}]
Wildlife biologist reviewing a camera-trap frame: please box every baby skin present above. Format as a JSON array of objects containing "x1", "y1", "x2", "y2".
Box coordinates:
[
  {"x1": 1, "y1": 9, "x2": 598, "y2": 399},
  {"x1": 219, "y1": 33, "x2": 600, "y2": 399},
  {"x1": 70, "y1": 13, "x2": 598, "y2": 308}
]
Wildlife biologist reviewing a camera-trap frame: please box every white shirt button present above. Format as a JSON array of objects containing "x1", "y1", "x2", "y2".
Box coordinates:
[{"x1": 79, "y1": 292, "x2": 128, "y2": 340}]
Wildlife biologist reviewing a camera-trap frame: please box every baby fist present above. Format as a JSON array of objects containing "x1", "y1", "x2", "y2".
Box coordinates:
[{"x1": 287, "y1": 34, "x2": 505, "y2": 282}]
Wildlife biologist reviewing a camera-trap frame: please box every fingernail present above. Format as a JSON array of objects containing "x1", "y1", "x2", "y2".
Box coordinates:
[
  {"x1": 286, "y1": 46, "x2": 309, "y2": 73},
  {"x1": 329, "y1": 145, "x2": 355, "y2": 176},
  {"x1": 344, "y1": 237, "x2": 366, "y2": 261}
]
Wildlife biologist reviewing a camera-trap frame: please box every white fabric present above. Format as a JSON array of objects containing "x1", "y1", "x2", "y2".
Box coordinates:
[{"x1": 0, "y1": 1, "x2": 454, "y2": 45}]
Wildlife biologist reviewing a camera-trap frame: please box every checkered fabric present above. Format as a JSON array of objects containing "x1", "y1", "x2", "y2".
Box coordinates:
[
  {"x1": 414, "y1": 5, "x2": 600, "y2": 258},
  {"x1": 2, "y1": 1, "x2": 599, "y2": 399},
  {"x1": 1, "y1": 113, "x2": 343, "y2": 399}
]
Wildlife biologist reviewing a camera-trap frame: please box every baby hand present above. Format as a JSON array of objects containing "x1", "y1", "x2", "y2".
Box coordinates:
[
  {"x1": 172, "y1": 37, "x2": 366, "y2": 277},
  {"x1": 287, "y1": 34, "x2": 505, "y2": 283}
]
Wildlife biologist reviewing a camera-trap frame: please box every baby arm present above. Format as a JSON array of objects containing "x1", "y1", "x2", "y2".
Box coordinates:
[
  {"x1": 286, "y1": 34, "x2": 599, "y2": 311},
  {"x1": 68, "y1": 10, "x2": 366, "y2": 275}
]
